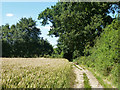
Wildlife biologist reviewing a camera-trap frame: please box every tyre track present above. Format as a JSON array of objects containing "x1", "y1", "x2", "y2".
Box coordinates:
[{"x1": 73, "y1": 64, "x2": 103, "y2": 88}]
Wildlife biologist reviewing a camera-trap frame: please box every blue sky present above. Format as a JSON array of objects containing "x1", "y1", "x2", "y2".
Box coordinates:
[{"x1": 2, "y1": 2, "x2": 59, "y2": 47}]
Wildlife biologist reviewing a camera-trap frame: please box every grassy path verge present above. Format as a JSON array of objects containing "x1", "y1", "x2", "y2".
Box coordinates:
[
  {"x1": 81, "y1": 65, "x2": 117, "y2": 88},
  {"x1": 83, "y1": 73, "x2": 91, "y2": 89}
]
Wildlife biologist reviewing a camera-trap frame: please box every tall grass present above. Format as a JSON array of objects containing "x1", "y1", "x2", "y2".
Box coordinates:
[{"x1": 2, "y1": 58, "x2": 75, "y2": 88}]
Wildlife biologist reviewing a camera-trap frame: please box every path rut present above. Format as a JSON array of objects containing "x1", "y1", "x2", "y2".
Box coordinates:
[
  {"x1": 73, "y1": 64, "x2": 103, "y2": 88},
  {"x1": 73, "y1": 65, "x2": 84, "y2": 88}
]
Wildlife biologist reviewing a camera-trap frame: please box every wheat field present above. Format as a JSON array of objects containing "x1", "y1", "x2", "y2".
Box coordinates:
[{"x1": 1, "y1": 58, "x2": 75, "y2": 88}]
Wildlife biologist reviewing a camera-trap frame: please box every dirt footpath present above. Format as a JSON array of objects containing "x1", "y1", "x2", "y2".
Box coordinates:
[
  {"x1": 73, "y1": 65, "x2": 84, "y2": 88},
  {"x1": 73, "y1": 64, "x2": 103, "y2": 88}
]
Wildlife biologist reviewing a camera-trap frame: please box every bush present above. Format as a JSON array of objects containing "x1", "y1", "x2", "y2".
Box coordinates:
[{"x1": 74, "y1": 19, "x2": 119, "y2": 87}]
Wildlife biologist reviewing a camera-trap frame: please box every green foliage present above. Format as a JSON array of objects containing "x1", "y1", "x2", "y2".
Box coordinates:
[
  {"x1": 50, "y1": 48, "x2": 64, "y2": 58},
  {"x1": 74, "y1": 19, "x2": 119, "y2": 87},
  {"x1": 38, "y1": 2, "x2": 119, "y2": 60},
  {"x1": 1, "y1": 17, "x2": 53, "y2": 57}
]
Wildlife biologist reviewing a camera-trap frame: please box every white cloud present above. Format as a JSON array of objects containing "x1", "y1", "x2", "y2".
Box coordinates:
[{"x1": 6, "y1": 13, "x2": 14, "y2": 17}]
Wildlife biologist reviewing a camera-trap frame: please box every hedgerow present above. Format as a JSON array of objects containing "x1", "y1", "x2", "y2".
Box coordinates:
[{"x1": 74, "y1": 19, "x2": 119, "y2": 87}]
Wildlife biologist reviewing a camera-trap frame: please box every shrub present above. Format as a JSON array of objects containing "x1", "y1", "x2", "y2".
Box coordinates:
[{"x1": 74, "y1": 19, "x2": 119, "y2": 87}]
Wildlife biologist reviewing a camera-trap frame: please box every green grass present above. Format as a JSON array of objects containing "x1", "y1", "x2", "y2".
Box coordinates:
[
  {"x1": 83, "y1": 73, "x2": 91, "y2": 89},
  {"x1": 73, "y1": 64, "x2": 82, "y2": 70},
  {"x1": 81, "y1": 65, "x2": 115, "y2": 88},
  {"x1": 92, "y1": 72, "x2": 111, "y2": 88},
  {"x1": 2, "y1": 58, "x2": 75, "y2": 88}
]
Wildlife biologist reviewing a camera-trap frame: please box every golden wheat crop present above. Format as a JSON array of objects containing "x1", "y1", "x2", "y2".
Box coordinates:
[{"x1": 2, "y1": 58, "x2": 74, "y2": 88}]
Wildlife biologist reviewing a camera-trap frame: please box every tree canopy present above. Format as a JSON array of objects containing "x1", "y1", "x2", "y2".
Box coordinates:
[
  {"x1": 38, "y1": 2, "x2": 119, "y2": 60},
  {"x1": 1, "y1": 17, "x2": 53, "y2": 57}
]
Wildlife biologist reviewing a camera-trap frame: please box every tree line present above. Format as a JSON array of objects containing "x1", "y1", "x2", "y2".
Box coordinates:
[
  {"x1": 1, "y1": 18, "x2": 53, "y2": 57},
  {"x1": 1, "y1": 2, "x2": 119, "y2": 60},
  {"x1": 38, "y1": 2, "x2": 119, "y2": 61}
]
